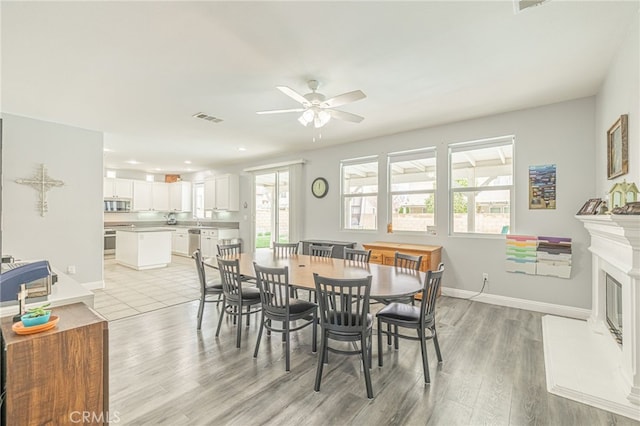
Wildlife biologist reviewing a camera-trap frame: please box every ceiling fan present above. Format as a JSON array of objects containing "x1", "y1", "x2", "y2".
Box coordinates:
[{"x1": 257, "y1": 80, "x2": 366, "y2": 128}]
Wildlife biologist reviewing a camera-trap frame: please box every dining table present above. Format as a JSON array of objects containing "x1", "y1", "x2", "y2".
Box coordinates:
[{"x1": 203, "y1": 250, "x2": 426, "y2": 299}]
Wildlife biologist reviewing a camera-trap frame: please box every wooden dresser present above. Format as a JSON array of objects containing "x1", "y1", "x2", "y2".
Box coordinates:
[
  {"x1": 362, "y1": 242, "x2": 443, "y2": 298},
  {"x1": 1, "y1": 303, "x2": 109, "y2": 425}
]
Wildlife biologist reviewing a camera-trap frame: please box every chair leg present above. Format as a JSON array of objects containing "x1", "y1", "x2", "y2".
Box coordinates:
[
  {"x1": 377, "y1": 317, "x2": 383, "y2": 367},
  {"x1": 432, "y1": 326, "x2": 443, "y2": 362},
  {"x1": 394, "y1": 325, "x2": 399, "y2": 350},
  {"x1": 246, "y1": 305, "x2": 251, "y2": 327},
  {"x1": 215, "y1": 299, "x2": 226, "y2": 337},
  {"x1": 285, "y1": 321, "x2": 291, "y2": 372},
  {"x1": 314, "y1": 331, "x2": 327, "y2": 392},
  {"x1": 236, "y1": 307, "x2": 243, "y2": 348},
  {"x1": 197, "y1": 297, "x2": 205, "y2": 330},
  {"x1": 282, "y1": 322, "x2": 286, "y2": 342},
  {"x1": 361, "y1": 334, "x2": 374, "y2": 399},
  {"x1": 253, "y1": 312, "x2": 265, "y2": 358},
  {"x1": 418, "y1": 328, "x2": 430, "y2": 384},
  {"x1": 387, "y1": 323, "x2": 392, "y2": 346},
  {"x1": 311, "y1": 311, "x2": 318, "y2": 353},
  {"x1": 215, "y1": 293, "x2": 223, "y2": 306}
]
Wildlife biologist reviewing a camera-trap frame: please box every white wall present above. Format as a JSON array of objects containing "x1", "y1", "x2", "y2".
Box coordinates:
[
  {"x1": 1, "y1": 114, "x2": 103, "y2": 285},
  {"x1": 234, "y1": 97, "x2": 598, "y2": 310},
  {"x1": 596, "y1": 7, "x2": 639, "y2": 197}
]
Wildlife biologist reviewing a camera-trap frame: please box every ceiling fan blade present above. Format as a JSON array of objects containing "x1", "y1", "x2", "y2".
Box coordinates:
[
  {"x1": 256, "y1": 108, "x2": 305, "y2": 115},
  {"x1": 277, "y1": 86, "x2": 310, "y2": 106},
  {"x1": 322, "y1": 90, "x2": 366, "y2": 108},
  {"x1": 328, "y1": 109, "x2": 365, "y2": 123}
]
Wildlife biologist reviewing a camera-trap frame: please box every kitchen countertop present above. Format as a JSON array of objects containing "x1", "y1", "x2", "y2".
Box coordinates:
[
  {"x1": 115, "y1": 227, "x2": 176, "y2": 233},
  {"x1": 105, "y1": 222, "x2": 239, "y2": 230}
]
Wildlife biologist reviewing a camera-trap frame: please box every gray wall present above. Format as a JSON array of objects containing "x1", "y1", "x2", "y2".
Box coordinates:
[
  {"x1": 234, "y1": 96, "x2": 598, "y2": 310},
  {"x1": 596, "y1": 8, "x2": 639, "y2": 196},
  {"x1": 1, "y1": 114, "x2": 103, "y2": 285}
]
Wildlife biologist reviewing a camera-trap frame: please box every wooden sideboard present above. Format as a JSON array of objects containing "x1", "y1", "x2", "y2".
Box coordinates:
[
  {"x1": 362, "y1": 242, "x2": 443, "y2": 298},
  {"x1": 1, "y1": 303, "x2": 109, "y2": 425}
]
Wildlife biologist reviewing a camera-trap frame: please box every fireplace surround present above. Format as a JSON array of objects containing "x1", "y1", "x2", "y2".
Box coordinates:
[
  {"x1": 542, "y1": 215, "x2": 639, "y2": 420},
  {"x1": 607, "y1": 273, "x2": 623, "y2": 345}
]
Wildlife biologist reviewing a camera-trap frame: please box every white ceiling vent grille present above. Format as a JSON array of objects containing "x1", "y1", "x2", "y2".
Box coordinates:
[
  {"x1": 193, "y1": 112, "x2": 223, "y2": 123},
  {"x1": 513, "y1": 0, "x2": 550, "y2": 14}
]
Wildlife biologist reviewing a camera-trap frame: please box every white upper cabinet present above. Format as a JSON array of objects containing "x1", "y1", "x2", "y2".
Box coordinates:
[
  {"x1": 152, "y1": 182, "x2": 170, "y2": 211},
  {"x1": 104, "y1": 178, "x2": 133, "y2": 198},
  {"x1": 204, "y1": 174, "x2": 239, "y2": 211},
  {"x1": 169, "y1": 181, "x2": 192, "y2": 212},
  {"x1": 133, "y1": 181, "x2": 169, "y2": 211}
]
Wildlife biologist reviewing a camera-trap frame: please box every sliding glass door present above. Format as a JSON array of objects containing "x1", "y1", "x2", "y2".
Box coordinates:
[{"x1": 254, "y1": 170, "x2": 289, "y2": 249}]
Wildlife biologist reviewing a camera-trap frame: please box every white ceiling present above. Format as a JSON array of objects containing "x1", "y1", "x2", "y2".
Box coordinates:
[{"x1": 2, "y1": 1, "x2": 637, "y2": 174}]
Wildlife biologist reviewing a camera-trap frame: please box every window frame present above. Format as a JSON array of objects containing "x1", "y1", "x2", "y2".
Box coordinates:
[
  {"x1": 448, "y1": 135, "x2": 515, "y2": 237},
  {"x1": 340, "y1": 155, "x2": 379, "y2": 232},
  {"x1": 387, "y1": 147, "x2": 437, "y2": 234}
]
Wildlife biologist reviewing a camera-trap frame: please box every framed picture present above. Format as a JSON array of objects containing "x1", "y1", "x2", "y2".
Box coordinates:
[
  {"x1": 577, "y1": 198, "x2": 602, "y2": 215},
  {"x1": 607, "y1": 114, "x2": 628, "y2": 179}
]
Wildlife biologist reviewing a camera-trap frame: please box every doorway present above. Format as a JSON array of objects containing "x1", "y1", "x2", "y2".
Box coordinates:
[{"x1": 254, "y1": 170, "x2": 290, "y2": 249}]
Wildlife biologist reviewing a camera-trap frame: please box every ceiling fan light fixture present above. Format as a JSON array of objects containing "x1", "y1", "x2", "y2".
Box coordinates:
[{"x1": 314, "y1": 109, "x2": 331, "y2": 128}]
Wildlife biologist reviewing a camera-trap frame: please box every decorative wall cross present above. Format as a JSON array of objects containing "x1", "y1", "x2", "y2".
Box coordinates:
[{"x1": 15, "y1": 164, "x2": 65, "y2": 217}]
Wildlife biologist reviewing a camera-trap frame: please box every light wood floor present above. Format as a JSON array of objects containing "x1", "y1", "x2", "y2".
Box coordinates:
[{"x1": 108, "y1": 297, "x2": 637, "y2": 426}]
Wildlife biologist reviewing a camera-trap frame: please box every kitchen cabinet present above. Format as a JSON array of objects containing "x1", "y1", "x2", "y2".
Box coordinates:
[
  {"x1": 116, "y1": 228, "x2": 172, "y2": 270},
  {"x1": 169, "y1": 181, "x2": 192, "y2": 212},
  {"x1": 172, "y1": 228, "x2": 190, "y2": 256},
  {"x1": 1, "y1": 303, "x2": 109, "y2": 425},
  {"x1": 104, "y1": 178, "x2": 133, "y2": 198},
  {"x1": 133, "y1": 181, "x2": 170, "y2": 211},
  {"x1": 204, "y1": 174, "x2": 239, "y2": 211},
  {"x1": 200, "y1": 229, "x2": 219, "y2": 258}
]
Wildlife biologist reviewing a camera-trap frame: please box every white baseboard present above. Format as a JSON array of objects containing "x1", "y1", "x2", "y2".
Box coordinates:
[
  {"x1": 82, "y1": 280, "x2": 105, "y2": 291},
  {"x1": 441, "y1": 286, "x2": 591, "y2": 320}
]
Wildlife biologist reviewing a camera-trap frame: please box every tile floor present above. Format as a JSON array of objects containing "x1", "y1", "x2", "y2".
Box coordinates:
[{"x1": 94, "y1": 254, "x2": 209, "y2": 321}]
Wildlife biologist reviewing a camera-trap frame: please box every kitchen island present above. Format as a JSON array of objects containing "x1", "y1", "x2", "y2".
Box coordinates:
[{"x1": 116, "y1": 228, "x2": 174, "y2": 270}]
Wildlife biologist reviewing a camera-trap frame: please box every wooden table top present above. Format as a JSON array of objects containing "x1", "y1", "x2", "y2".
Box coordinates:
[{"x1": 204, "y1": 251, "x2": 425, "y2": 299}]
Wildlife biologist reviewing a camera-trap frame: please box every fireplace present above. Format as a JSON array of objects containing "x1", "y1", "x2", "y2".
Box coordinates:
[
  {"x1": 606, "y1": 274, "x2": 623, "y2": 345},
  {"x1": 542, "y1": 214, "x2": 640, "y2": 420}
]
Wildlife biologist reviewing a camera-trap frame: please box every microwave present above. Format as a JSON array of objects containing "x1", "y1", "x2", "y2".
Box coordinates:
[{"x1": 104, "y1": 199, "x2": 131, "y2": 212}]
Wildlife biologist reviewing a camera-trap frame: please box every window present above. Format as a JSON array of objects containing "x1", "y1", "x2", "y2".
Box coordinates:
[
  {"x1": 449, "y1": 136, "x2": 514, "y2": 235},
  {"x1": 388, "y1": 148, "x2": 436, "y2": 233},
  {"x1": 193, "y1": 182, "x2": 205, "y2": 218},
  {"x1": 341, "y1": 157, "x2": 378, "y2": 230}
]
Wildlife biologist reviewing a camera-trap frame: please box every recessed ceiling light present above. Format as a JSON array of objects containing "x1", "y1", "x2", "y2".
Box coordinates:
[
  {"x1": 126, "y1": 160, "x2": 140, "y2": 165},
  {"x1": 238, "y1": 147, "x2": 247, "y2": 152},
  {"x1": 154, "y1": 168, "x2": 162, "y2": 171},
  {"x1": 103, "y1": 148, "x2": 112, "y2": 152},
  {"x1": 184, "y1": 160, "x2": 192, "y2": 164}
]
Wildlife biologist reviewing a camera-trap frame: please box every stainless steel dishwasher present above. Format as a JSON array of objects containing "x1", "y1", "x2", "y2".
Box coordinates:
[{"x1": 188, "y1": 228, "x2": 201, "y2": 254}]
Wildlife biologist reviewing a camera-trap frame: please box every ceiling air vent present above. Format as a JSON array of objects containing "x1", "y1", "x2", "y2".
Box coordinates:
[
  {"x1": 513, "y1": 0, "x2": 550, "y2": 14},
  {"x1": 192, "y1": 112, "x2": 223, "y2": 123}
]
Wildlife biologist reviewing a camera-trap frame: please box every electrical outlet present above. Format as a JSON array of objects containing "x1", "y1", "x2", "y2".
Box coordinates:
[
  {"x1": 67, "y1": 265, "x2": 76, "y2": 275},
  {"x1": 482, "y1": 273, "x2": 489, "y2": 282}
]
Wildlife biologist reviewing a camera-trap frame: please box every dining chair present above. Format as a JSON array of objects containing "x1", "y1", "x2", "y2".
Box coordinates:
[
  {"x1": 253, "y1": 262, "x2": 317, "y2": 371},
  {"x1": 273, "y1": 241, "x2": 299, "y2": 257},
  {"x1": 376, "y1": 263, "x2": 445, "y2": 384},
  {"x1": 217, "y1": 242, "x2": 242, "y2": 257},
  {"x1": 216, "y1": 256, "x2": 262, "y2": 348},
  {"x1": 344, "y1": 247, "x2": 371, "y2": 263},
  {"x1": 309, "y1": 244, "x2": 334, "y2": 258},
  {"x1": 313, "y1": 272, "x2": 374, "y2": 399},
  {"x1": 394, "y1": 252, "x2": 423, "y2": 271},
  {"x1": 193, "y1": 249, "x2": 223, "y2": 330}
]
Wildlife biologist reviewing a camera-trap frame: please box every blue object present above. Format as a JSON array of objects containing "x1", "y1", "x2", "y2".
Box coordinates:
[
  {"x1": 0, "y1": 260, "x2": 52, "y2": 302},
  {"x1": 21, "y1": 310, "x2": 51, "y2": 327}
]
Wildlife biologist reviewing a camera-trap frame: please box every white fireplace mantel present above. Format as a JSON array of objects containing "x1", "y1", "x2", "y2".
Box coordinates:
[{"x1": 542, "y1": 215, "x2": 639, "y2": 420}]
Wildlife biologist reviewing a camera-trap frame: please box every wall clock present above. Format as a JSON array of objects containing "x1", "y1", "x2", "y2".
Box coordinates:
[{"x1": 311, "y1": 177, "x2": 329, "y2": 198}]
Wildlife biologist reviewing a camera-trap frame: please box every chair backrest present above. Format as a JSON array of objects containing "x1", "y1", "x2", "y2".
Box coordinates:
[
  {"x1": 217, "y1": 256, "x2": 244, "y2": 302},
  {"x1": 309, "y1": 244, "x2": 333, "y2": 258},
  {"x1": 313, "y1": 273, "x2": 372, "y2": 335},
  {"x1": 273, "y1": 242, "x2": 299, "y2": 257},
  {"x1": 344, "y1": 247, "x2": 371, "y2": 263},
  {"x1": 218, "y1": 243, "x2": 242, "y2": 257},
  {"x1": 420, "y1": 263, "x2": 445, "y2": 326},
  {"x1": 193, "y1": 249, "x2": 207, "y2": 294},
  {"x1": 394, "y1": 252, "x2": 423, "y2": 271},
  {"x1": 253, "y1": 262, "x2": 291, "y2": 315}
]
